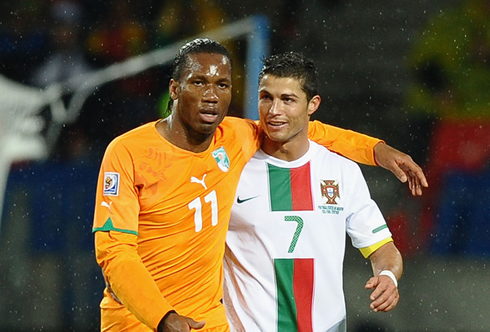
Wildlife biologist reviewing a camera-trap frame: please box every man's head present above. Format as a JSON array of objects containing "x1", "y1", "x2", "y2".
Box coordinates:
[
  {"x1": 165, "y1": 38, "x2": 233, "y2": 115},
  {"x1": 258, "y1": 52, "x2": 319, "y2": 102},
  {"x1": 170, "y1": 38, "x2": 233, "y2": 83},
  {"x1": 257, "y1": 52, "x2": 321, "y2": 160},
  {"x1": 166, "y1": 38, "x2": 233, "y2": 147}
]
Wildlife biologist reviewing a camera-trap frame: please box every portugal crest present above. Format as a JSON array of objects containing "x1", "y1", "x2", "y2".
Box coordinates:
[
  {"x1": 212, "y1": 146, "x2": 230, "y2": 172},
  {"x1": 321, "y1": 180, "x2": 340, "y2": 204}
]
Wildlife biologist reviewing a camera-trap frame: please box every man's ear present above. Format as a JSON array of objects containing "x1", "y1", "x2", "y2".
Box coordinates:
[
  {"x1": 169, "y1": 79, "x2": 180, "y2": 100},
  {"x1": 307, "y1": 95, "x2": 321, "y2": 116}
]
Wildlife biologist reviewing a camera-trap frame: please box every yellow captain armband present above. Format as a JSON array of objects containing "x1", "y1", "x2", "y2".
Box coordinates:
[{"x1": 359, "y1": 237, "x2": 393, "y2": 258}]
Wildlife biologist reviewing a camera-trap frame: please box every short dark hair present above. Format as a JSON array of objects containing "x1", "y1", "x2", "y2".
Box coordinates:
[
  {"x1": 170, "y1": 38, "x2": 233, "y2": 82},
  {"x1": 258, "y1": 52, "x2": 319, "y2": 101}
]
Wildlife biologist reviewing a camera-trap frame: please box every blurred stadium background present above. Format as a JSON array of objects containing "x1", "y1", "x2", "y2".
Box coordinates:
[{"x1": 1, "y1": 0, "x2": 489, "y2": 331}]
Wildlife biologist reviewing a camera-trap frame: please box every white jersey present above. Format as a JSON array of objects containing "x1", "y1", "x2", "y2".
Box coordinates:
[{"x1": 224, "y1": 141, "x2": 392, "y2": 332}]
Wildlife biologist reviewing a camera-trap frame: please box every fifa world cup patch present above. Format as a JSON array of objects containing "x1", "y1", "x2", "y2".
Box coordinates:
[
  {"x1": 103, "y1": 172, "x2": 120, "y2": 196},
  {"x1": 212, "y1": 146, "x2": 230, "y2": 172}
]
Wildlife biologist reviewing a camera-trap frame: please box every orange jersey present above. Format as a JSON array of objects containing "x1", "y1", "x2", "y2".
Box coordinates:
[{"x1": 92, "y1": 117, "x2": 381, "y2": 331}]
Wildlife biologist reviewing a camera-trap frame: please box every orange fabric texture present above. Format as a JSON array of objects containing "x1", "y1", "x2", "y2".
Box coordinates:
[
  {"x1": 308, "y1": 120, "x2": 380, "y2": 165},
  {"x1": 93, "y1": 117, "x2": 381, "y2": 331}
]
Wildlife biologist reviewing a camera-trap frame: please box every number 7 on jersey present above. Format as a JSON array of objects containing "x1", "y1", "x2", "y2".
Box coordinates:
[{"x1": 285, "y1": 215, "x2": 304, "y2": 253}]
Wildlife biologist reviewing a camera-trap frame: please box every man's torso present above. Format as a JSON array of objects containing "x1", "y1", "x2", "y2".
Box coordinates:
[{"x1": 224, "y1": 142, "x2": 391, "y2": 332}]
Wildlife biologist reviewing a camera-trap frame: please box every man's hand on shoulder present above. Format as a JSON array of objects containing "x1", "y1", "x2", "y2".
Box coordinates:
[
  {"x1": 373, "y1": 142, "x2": 429, "y2": 196},
  {"x1": 158, "y1": 311, "x2": 206, "y2": 332}
]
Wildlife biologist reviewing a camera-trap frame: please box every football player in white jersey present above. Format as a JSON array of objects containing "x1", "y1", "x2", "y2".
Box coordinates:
[{"x1": 224, "y1": 52, "x2": 403, "y2": 332}]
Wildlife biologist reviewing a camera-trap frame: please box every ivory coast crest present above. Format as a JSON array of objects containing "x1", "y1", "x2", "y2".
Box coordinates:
[
  {"x1": 212, "y1": 146, "x2": 230, "y2": 172},
  {"x1": 321, "y1": 180, "x2": 340, "y2": 204}
]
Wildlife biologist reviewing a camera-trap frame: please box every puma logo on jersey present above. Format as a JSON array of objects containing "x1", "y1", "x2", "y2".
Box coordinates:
[
  {"x1": 101, "y1": 201, "x2": 113, "y2": 212},
  {"x1": 191, "y1": 174, "x2": 207, "y2": 189}
]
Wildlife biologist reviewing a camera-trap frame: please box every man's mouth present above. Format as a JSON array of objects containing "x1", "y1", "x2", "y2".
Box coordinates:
[
  {"x1": 267, "y1": 120, "x2": 287, "y2": 128},
  {"x1": 200, "y1": 111, "x2": 219, "y2": 123}
]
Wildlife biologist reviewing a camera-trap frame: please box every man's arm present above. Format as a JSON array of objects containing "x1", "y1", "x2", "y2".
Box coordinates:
[
  {"x1": 95, "y1": 231, "x2": 173, "y2": 328},
  {"x1": 308, "y1": 120, "x2": 380, "y2": 165},
  {"x1": 307, "y1": 121, "x2": 428, "y2": 196},
  {"x1": 365, "y1": 241, "x2": 403, "y2": 312},
  {"x1": 95, "y1": 231, "x2": 206, "y2": 331},
  {"x1": 373, "y1": 142, "x2": 428, "y2": 196}
]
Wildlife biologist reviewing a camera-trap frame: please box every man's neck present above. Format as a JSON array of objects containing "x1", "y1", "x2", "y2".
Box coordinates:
[
  {"x1": 156, "y1": 118, "x2": 213, "y2": 153},
  {"x1": 261, "y1": 137, "x2": 310, "y2": 162}
]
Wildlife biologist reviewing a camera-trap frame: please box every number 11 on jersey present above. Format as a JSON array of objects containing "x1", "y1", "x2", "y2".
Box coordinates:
[{"x1": 188, "y1": 190, "x2": 218, "y2": 232}]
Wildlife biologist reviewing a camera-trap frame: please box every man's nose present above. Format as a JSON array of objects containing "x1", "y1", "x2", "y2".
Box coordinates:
[
  {"x1": 268, "y1": 99, "x2": 281, "y2": 114},
  {"x1": 203, "y1": 85, "x2": 219, "y2": 101}
]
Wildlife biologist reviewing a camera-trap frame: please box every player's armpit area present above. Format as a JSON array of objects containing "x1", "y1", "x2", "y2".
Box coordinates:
[{"x1": 359, "y1": 237, "x2": 393, "y2": 258}]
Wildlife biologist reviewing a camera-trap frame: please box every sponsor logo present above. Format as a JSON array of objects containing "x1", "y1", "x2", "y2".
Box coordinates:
[
  {"x1": 212, "y1": 146, "x2": 230, "y2": 172},
  {"x1": 236, "y1": 195, "x2": 259, "y2": 204},
  {"x1": 190, "y1": 174, "x2": 208, "y2": 189},
  {"x1": 103, "y1": 172, "x2": 120, "y2": 196}
]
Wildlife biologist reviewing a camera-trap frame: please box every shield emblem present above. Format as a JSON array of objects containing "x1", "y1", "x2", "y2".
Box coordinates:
[
  {"x1": 212, "y1": 146, "x2": 230, "y2": 172},
  {"x1": 321, "y1": 180, "x2": 340, "y2": 204}
]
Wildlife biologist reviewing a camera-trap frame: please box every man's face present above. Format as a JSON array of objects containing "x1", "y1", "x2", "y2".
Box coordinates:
[
  {"x1": 171, "y1": 53, "x2": 232, "y2": 137},
  {"x1": 258, "y1": 74, "x2": 314, "y2": 144}
]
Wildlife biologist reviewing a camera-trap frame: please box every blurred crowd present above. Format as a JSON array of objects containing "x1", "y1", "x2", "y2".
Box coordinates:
[
  {"x1": 0, "y1": 0, "x2": 244, "y2": 163},
  {"x1": 403, "y1": 0, "x2": 490, "y2": 256},
  {"x1": 0, "y1": 0, "x2": 347, "y2": 161}
]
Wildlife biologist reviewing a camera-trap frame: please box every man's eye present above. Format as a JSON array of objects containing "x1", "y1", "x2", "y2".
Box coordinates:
[{"x1": 218, "y1": 83, "x2": 229, "y2": 89}]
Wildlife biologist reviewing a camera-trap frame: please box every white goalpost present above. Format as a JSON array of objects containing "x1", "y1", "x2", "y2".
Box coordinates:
[{"x1": 0, "y1": 15, "x2": 270, "y2": 227}]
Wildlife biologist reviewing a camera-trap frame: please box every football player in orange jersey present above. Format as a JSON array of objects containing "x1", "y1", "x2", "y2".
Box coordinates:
[{"x1": 93, "y1": 38, "x2": 427, "y2": 332}]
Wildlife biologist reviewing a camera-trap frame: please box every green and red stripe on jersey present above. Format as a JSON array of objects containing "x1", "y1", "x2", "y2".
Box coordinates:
[
  {"x1": 267, "y1": 162, "x2": 314, "y2": 211},
  {"x1": 274, "y1": 258, "x2": 314, "y2": 332}
]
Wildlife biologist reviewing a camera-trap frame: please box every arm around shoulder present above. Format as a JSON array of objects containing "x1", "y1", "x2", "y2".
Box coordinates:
[
  {"x1": 307, "y1": 121, "x2": 429, "y2": 195},
  {"x1": 307, "y1": 120, "x2": 381, "y2": 165}
]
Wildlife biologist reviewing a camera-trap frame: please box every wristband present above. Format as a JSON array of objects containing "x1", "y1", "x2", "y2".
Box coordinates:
[{"x1": 379, "y1": 270, "x2": 398, "y2": 287}]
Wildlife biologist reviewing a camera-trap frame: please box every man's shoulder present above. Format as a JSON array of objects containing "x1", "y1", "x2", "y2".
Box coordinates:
[
  {"x1": 310, "y1": 141, "x2": 361, "y2": 170},
  {"x1": 106, "y1": 121, "x2": 159, "y2": 152},
  {"x1": 216, "y1": 116, "x2": 259, "y2": 139},
  {"x1": 220, "y1": 116, "x2": 256, "y2": 127}
]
